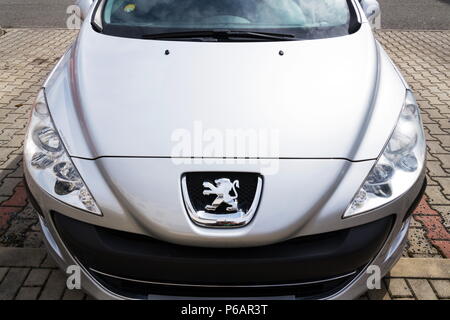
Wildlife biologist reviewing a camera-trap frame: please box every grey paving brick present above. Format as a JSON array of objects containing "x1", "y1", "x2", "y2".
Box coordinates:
[
  {"x1": 435, "y1": 134, "x2": 450, "y2": 147},
  {"x1": 24, "y1": 268, "x2": 50, "y2": 287},
  {"x1": 434, "y1": 177, "x2": 450, "y2": 195},
  {"x1": 0, "y1": 248, "x2": 46, "y2": 267},
  {"x1": 39, "y1": 270, "x2": 66, "y2": 300},
  {"x1": 387, "y1": 278, "x2": 413, "y2": 297},
  {"x1": 0, "y1": 177, "x2": 22, "y2": 196},
  {"x1": 427, "y1": 160, "x2": 450, "y2": 177},
  {"x1": 15, "y1": 287, "x2": 41, "y2": 300},
  {"x1": 390, "y1": 258, "x2": 450, "y2": 278},
  {"x1": 436, "y1": 154, "x2": 450, "y2": 169},
  {"x1": 426, "y1": 186, "x2": 450, "y2": 205},
  {"x1": 407, "y1": 279, "x2": 438, "y2": 300},
  {"x1": 407, "y1": 228, "x2": 440, "y2": 256},
  {"x1": 0, "y1": 267, "x2": 8, "y2": 283},
  {"x1": 430, "y1": 280, "x2": 450, "y2": 298},
  {"x1": 62, "y1": 289, "x2": 86, "y2": 300},
  {"x1": 0, "y1": 267, "x2": 29, "y2": 300},
  {"x1": 40, "y1": 254, "x2": 58, "y2": 268}
]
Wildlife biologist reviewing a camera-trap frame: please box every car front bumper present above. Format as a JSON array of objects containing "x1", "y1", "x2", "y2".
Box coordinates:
[{"x1": 24, "y1": 165, "x2": 426, "y2": 300}]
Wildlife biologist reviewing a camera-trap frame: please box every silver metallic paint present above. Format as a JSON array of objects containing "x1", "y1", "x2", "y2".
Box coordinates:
[{"x1": 46, "y1": 20, "x2": 404, "y2": 161}]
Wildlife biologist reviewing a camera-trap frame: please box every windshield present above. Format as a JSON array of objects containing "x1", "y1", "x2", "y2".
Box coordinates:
[{"x1": 99, "y1": 0, "x2": 359, "y2": 40}]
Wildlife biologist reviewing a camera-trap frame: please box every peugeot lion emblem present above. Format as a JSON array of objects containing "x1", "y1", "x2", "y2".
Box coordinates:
[
  {"x1": 203, "y1": 178, "x2": 240, "y2": 212},
  {"x1": 181, "y1": 173, "x2": 263, "y2": 228}
]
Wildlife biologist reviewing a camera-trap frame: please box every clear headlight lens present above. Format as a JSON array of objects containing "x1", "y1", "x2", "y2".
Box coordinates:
[
  {"x1": 344, "y1": 90, "x2": 426, "y2": 218},
  {"x1": 24, "y1": 90, "x2": 101, "y2": 215}
]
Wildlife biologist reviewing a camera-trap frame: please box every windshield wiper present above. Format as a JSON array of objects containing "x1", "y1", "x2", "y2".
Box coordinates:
[{"x1": 142, "y1": 30, "x2": 297, "y2": 41}]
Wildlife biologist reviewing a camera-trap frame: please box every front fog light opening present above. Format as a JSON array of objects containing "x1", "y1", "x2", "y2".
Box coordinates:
[
  {"x1": 25, "y1": 89, "x2": 102, "y2": 216},
  {"x1": 344, "y1": 90, "x2": 426, "y2": 218}
]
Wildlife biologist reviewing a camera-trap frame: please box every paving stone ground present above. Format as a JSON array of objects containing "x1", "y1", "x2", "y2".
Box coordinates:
[
  {"x1": 0, "y1": 248, "x2": 87, "y2": 300},
  {"x1": 376, "y1": 31, "x2": 450, "y2": 258},
  {"x1": 0, "y1": 28, "x2": 449, "y2": 299}
]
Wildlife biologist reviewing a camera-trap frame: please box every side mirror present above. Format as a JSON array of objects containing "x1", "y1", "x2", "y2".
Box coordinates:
[
  {"x1": 360, "y1": 0, "x2": 380, "y2": 24},
  {"x1": 75, "y1": 0, "x2": 94, "y2": 21}
]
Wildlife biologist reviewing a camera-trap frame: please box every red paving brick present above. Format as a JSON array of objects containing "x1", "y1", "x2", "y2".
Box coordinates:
[
  {"x1": 431, "y1": 240, "x2": 450, "y2": 258},
  {"x1": 413, "y1": 197, "x2": 450, "y2": 258},
  {"x1": 414, "y1": 215, "x2": 450, "y2": 240},
  {"x1": 413, "y1": 196, "x2": 440, "y2": 215},
  {"x1": 0, "y1": 183, "x2": 29, "y2": 232},
  {"x1": 0, "y1": 207, "x2": 17, "y2": 230},
  {"x1": 1, "y1": 186, "x2": 27, "y2": 207}
]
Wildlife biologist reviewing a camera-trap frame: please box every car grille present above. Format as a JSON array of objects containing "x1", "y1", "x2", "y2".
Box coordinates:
[
  {"x1": 52, "y1": 213, "x2": 394, "y2": 299},
  {"x1": 89, "y1": 268, "x2": 359, "y2": 299}
]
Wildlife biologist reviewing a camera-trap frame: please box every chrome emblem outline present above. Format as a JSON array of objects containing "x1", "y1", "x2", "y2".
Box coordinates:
[{"x1": 181, "y1": 175, "x2": 263, "y2": 228}]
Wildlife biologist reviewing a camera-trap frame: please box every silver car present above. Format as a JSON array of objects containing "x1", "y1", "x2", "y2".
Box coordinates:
[{"x1": 24, "y1": 0, "x2": 426, "y2": 300}]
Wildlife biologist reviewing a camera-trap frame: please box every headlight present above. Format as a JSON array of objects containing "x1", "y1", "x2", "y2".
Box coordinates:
[
  {"x1": 24, "y1": 90, "x2": 101, "y2": 215},
  {"x1": 344, "y1": 90, "x2": 426, "y2": 218}
]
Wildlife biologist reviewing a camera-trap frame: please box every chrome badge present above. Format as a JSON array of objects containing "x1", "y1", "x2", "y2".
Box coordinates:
[
  {"x1": 181, "y1": 173, "x2": 262, "y2": 228},
  {"x1": 203, "y1": 178, "x2": 240, "y2": 212}
]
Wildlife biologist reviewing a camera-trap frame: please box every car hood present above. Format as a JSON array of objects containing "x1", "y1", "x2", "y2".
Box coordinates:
[{"x1": 45, "y1": 23, "x2": 406, "y2": 160}]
